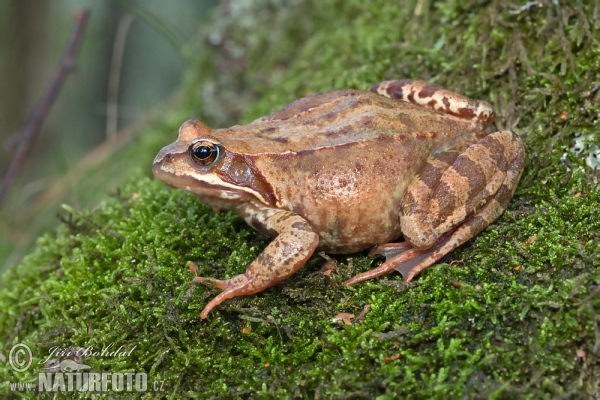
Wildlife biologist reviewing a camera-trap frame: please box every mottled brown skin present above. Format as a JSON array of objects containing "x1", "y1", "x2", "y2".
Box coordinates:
[{"x1": 152, "y1": 79, "x2": 525, "y2": 318}]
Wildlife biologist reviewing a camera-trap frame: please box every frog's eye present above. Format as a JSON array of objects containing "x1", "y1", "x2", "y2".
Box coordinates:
[{"x1": 190, "y1": 141, "x2": 220, "y2": 166}]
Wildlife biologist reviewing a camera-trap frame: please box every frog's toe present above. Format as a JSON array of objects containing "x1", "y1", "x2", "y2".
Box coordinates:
[
  {"x1": 196, "y1": 274, "x2": 255, "y2": 318},
  {"x1": 368, "y1": 242, "x2": 413, "y2": 260},
  {"x1": 193, "y1": 276, "x2": 228, "y2": 290},
  {"x1": 342, "y1": 245, "x2": 427, "y2": 286}
]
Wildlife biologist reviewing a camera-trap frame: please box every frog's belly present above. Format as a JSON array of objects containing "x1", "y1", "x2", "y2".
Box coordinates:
[
  {"x1": 316, "y1": 216, "x2": 403, "y2": 254},
  {"x1": 286, "y1": 164, "x2": 414, "y2": 253},
  {"x1": 299, "y1": 188, "x2": 406, "y2": 254}
]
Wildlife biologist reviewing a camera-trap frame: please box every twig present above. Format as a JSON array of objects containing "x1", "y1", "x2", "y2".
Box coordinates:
[
  {"x1": 0, "y1": 9, "x2": 90, "y2": 205},
  {"x1": 111, "y1": 0, "x2": 187, "y2": 62},
  {"x1": 1, "y1": 93, "x2": 178, "y2": 271},
  {"x1": 106, "y1": 12, "x2": 135, "y2": 140}
]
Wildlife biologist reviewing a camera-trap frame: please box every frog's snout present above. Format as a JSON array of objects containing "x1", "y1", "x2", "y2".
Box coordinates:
[{"x1": 152, "y1": 147, "x2": 175, "y2": 179}]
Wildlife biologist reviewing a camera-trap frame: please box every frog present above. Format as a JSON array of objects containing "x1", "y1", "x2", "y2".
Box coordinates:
[{"x1": 152, "y1": 79, "x2": 525, "y2": 319}]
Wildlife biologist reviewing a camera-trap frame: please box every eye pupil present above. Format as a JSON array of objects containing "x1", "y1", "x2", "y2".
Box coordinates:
[
  {"x1": 194, "y1": 146, "x2": 211, "y2": 159},
  {"x1": 190, "y1": 141, "x2": 219, "y2": 165}
]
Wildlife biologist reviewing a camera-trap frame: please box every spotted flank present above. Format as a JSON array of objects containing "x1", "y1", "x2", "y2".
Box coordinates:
[{"x1": 371, "y1": 79, "x2": 496, "y2": 128}]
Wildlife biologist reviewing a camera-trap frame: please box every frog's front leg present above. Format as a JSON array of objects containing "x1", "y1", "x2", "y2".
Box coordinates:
[
  {"x1": 343, "y1": 130, "x2": 525, "y2": 285},
  {"x1": 195, "y1": 206, "x2": 319, "y2": 318}
]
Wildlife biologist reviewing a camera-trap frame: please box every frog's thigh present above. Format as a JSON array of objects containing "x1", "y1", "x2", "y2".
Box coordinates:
[
  {"x1": 371, "y1": 79, "x2": 495, "y2": 128},
  {"x1": 342, "y1": 131, "x2": 523, "y2": 285},
  {"x1": 399, "y1": 139, "x2": 523, "y2": 281},
  {"x1": 401, "y1": 131, "x2": 524, "y2": 249},
  {"x1": 197, "y1": 210, "x2": 319, "y2": 318}
]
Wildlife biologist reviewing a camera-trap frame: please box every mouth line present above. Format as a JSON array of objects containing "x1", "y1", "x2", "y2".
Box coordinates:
[{"x1": 153, "y1": 165, "x2": 251, "y2": 201}]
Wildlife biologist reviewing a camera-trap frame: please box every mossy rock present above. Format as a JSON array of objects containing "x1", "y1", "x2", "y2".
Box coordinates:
[{"x1": 1, "y1": 0, "x2": 599, "y2": 398}]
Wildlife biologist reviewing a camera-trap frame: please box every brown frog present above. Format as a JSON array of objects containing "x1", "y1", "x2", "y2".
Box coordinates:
[{"x1": 153, "y1": 79, "x2": 525, "y2": 318}]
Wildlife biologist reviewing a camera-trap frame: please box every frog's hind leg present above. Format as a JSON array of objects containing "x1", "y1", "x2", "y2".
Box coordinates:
[
  {"x1": 371, "y1": 79, "x2": 496, "y2": 129},
  {"x1": 401, "y1": 131, "x2": 524, "y2": 250},
  {"x1": 342, "y1": 175, "x2": 513, "y2": 286},
  {"x1": 343, "y1": 130, "x2": 524, "y2": 285},
  {"x1": 403, "y1": 164, "x2": 520, "y2": 282}
]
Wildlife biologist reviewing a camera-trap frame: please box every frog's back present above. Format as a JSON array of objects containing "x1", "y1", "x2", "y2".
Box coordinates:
[{"x1": 213, "y1": 90, "x2": 482, "y2": 155}]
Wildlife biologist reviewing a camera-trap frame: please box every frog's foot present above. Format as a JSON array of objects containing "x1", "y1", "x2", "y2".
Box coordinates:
[
  {"x1": 339, "y1": 242, "x2": 415, "y2": 285},
  {"x1": 342, "y1": 233, "x2": 450, "y2": 286},
  {"x1": 371, "y1": 79, "x2": 495, "y2": 129},
  {"x1": 196, "y1": 209, "x2": 319, "y2": 319},
  {"x1": 195, "y1": 273, "x2": 267, "y2": 319}
]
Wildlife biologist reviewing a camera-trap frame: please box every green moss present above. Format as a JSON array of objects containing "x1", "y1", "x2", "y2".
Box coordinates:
[{"x1": 2, "y1": 0, "x2": 600, "y2": 398}]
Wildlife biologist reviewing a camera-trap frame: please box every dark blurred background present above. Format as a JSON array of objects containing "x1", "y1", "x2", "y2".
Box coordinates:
[{"x1": 0, "y1": 0, "x2": 217, "y2": 272}]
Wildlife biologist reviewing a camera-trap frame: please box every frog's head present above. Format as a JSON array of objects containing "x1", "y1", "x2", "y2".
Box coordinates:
[{"x1": 152, "y1": 120, "x2": 275, "y2": 209}]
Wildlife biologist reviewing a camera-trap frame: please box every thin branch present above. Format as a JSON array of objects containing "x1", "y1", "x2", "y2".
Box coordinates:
[
  {"x1": 0, "y1": 9, "x2": 90, "y2": 205},
  {"x1": 106, "y1": 12, "x2": 135, "y2": 140},
  {"x1": 1, "y1": 93, "x2": 179, "y2": 271},
  {"x1": 111, "y1": 0, "x2": 187, "y2": 63}
]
